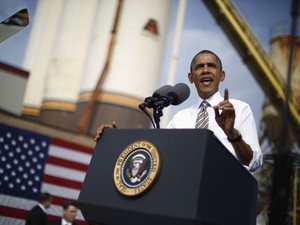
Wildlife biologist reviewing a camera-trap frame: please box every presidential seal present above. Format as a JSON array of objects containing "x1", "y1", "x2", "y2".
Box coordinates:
[{"x1": 113, "y1": 140, "x2": 161, "y2": 197}]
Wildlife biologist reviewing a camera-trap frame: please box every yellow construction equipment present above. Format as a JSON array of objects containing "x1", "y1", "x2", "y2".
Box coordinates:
[{"x1": 203, "y1": 0, "x2": 300, "y2": 147}]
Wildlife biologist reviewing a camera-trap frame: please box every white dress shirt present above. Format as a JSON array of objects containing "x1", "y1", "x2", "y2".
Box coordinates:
[
  {"x1": 167, "y1": 91, "x2": 263, "y2": 171},
  {"x1": 62, "y1": 218, "x2": 71, "y2": 225}
]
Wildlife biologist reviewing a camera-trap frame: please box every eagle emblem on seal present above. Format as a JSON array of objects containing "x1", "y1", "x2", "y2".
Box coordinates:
[
  {"x1": 127, "y1": 154, "x2": 148, "y2": 183},
  {"x1": 114, "y1": 140, "x2": 161, "y2": 196}
]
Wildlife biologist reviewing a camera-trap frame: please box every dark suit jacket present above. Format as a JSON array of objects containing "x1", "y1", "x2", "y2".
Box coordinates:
[
  {"x1": 47, "y1": 219, "x2": 79, "y2": 225},
  {"x1": 25, "y1": 205, "x2": 48, "y2": 225}
]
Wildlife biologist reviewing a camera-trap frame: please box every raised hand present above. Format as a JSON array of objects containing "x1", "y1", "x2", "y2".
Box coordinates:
[{"x1": 213, "y1": 88, "x2": 235, "y2": 137}]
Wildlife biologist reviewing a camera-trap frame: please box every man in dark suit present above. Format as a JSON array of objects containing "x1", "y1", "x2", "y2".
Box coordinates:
[
  {"x1": 47, "y1": 200, "x2": 79, "y2": 225},
  {"x1": 25, "y1": 192, "x2": 53, "y2": 225}
]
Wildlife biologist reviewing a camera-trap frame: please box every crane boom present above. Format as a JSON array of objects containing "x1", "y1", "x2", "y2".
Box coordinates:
[{"x1": 203, "y1": 0, "x2": 300, "y2": 144}]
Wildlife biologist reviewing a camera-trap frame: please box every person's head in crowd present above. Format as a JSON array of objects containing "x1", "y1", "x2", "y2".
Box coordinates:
[
  {"x1": 38, "y1": 192, "x2": 52, "y2": 209},
  {"x1": 62, "y1": 200, "x2": 78, "y2": 223}
]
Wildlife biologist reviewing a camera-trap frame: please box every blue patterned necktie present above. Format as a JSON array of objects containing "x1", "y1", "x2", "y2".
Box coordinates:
[{"x1": 195, "y1": 101, "x2": 209, "y2": 129}]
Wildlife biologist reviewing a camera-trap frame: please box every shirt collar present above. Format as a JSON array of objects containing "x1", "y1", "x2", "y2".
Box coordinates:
[
  {"x1": 62, "y1": 218, "x2": 71, "y2": 225},
  {"x1": 197, "y1": 91, "x2": 223, "y2": 108},
  {"x1": 38, "y1": 203, "x2": 46, "y2": 212}
]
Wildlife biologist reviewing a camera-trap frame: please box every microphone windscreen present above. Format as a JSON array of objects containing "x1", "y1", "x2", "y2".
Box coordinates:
[
  {"x1": 168, "y1": 83, "x2": 190, "y2": 105},
  {"x1": 152, "y1": 85, "x2": 172, "y2": 98}
]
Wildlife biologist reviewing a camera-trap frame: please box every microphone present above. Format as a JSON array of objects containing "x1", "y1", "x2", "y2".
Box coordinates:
[
  {"x1": 139, "y1": 85, "x2": 173, "y2": 109},
  {"x1": 154, "y1": 83, "x2": 190, "y2": 108}
]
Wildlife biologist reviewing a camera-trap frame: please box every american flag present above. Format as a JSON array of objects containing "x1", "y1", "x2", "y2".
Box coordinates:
[{"x1": 0, "y1": 123, "x2": 93, "y2": 225}]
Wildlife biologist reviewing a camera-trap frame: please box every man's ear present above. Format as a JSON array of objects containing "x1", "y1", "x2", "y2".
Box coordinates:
[
  {"x1": 220, "y1": 71, "x2": 225, "y2": 82},
  {"x1": 188, "y1": 73, "x2": 193, "y2": 83}
]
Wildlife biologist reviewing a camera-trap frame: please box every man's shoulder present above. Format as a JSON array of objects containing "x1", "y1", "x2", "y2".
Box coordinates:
[
  {"x1": 230, "y1": 99, "x2": 254, "y2": 118},
  {"x1": 29, "y1": 205, "x2": 44, "y2": 214},
  {"x1": 230, "y1": 98, "x2": 250, "y2": 108},
  {"x1": 171, "y1": 107, "x2": 195, "y2": 120},
  {"x1": 175, "y1": 103, "x2": 198, "y2": 114}
]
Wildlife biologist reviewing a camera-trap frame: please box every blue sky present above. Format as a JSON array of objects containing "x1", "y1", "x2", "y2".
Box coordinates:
[
  {"x1": 160, "y1": 0, "x2": 292, "y2": 127},
  {"x1": 0, "y1": 0, "x2": 293, "y2": 128},
  {"x1": 0, "y1": 0, "x2": 37, "y2": 65}
]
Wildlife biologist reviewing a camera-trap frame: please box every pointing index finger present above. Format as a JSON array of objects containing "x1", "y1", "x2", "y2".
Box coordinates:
[{"x1": 224, "y1": 88, "x2": 229, "y2": 101}]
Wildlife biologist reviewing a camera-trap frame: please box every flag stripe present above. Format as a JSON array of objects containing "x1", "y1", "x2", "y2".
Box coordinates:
[
  {"x1": 0, "y1": 216, "x2": 25, "y2": 225},
  {"x1": 51, "y1": 138, "x2": 94, "y2": 154},
  {"x1": 50, "y1": 195, "x2": 76, "y2": 206},
  {"x1": 47, "y1": 155, "x2": 89, "y2": 172},
  {"x1": 48, "y1": 145, "x2": 92, "y2": 165},
  {"x1": 44, "y1": 164, "x2": 86, "y2": 182},
  {"x1": 0, "y1": 194, "x2": 36, "y2": 210},
  {"x1": 42, "y1": 183, "x2": 80, "y2": 199},
  {"x1": 0, "y1": 205, "x2": 27, "y2": 219},
  {"x1": 43, "y1": 174, "x2": 83, "y2": 190}
]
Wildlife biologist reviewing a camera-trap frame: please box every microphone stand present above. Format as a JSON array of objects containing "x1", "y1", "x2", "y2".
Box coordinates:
[
  {"x1": 139, "y1": 105, "x2": 156, "y2": 129},
  {"x1": 153, "y1": 105, "x2": 164, "y2": 129}
]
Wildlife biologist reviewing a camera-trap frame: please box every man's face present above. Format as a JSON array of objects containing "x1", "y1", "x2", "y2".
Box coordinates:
[
  {"x1": 188, "y1": 53, "x2": 225, "y2": 99},
  {"x1": 63, "y1": 205, "x2": 77, "y2": 222},
  {"x1": 44, "y1": 197, "x2": 52, "y2": 209}
]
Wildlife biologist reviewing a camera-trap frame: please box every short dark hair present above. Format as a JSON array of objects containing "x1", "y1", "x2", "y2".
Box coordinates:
[
  {"x1": 62, "y1": 200, "x2": 78, "y2": 210},
  {"x1": 190, "y1": 50, "x2": 223, "y2": 72},
  {"x1": 38, "y1": 192, "x2": 52, "y2": 203}
]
